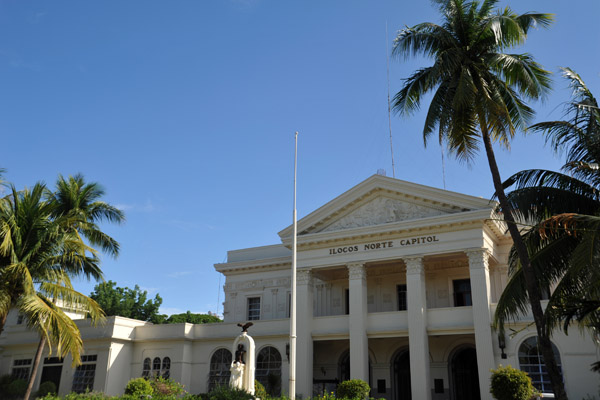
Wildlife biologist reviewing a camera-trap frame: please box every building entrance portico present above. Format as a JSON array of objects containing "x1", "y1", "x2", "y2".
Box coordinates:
[{"x1": 301, "y1": 247, "x2": 496, "y2": 400}]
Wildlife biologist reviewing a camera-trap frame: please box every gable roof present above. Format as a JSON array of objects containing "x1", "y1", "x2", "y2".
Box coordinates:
[{"x1": 278, "y1": 174, "x2": 495, "y2": 239}]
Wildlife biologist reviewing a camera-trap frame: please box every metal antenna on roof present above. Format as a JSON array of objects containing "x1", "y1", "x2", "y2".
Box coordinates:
[
  {"x1": 386, "y1": 21, "x2": 396, "y2": 179},
  {"x1": 441, "y1": 138, "x2": 447, "y2": 189}
]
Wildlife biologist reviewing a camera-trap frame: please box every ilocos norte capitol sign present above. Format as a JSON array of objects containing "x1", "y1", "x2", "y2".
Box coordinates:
[{"x1": 328, "y1": 235, "x2": 440, "y2": 255}]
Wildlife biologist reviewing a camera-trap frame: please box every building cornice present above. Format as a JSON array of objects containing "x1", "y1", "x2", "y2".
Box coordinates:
[{"x1": 282, "y1": 208, "x2": 498, "y2": 249}]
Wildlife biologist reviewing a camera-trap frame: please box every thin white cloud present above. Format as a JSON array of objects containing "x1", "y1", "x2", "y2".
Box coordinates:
[
  {"x1": 115, "y1": 199, "x2": 155, "y2": 213},
  {"x1": 28, "y1": 12, "x2": 47, "y2": 24},
  {"x1": 0, "y1": 50, "x2": 41, "y2": 71}
]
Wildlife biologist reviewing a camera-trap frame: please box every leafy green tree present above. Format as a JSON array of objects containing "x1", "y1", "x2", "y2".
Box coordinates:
[
  {"x1": 90, "y1": 280, "x2": 163, "y2": 323},
  {"x1": 495, "y1": 68, "x2": 600, "y2": 369},
  {"x1": 391, "y1": 0, "x2": 565, "y2": 397},
  {"x1": 164, "y1": 311, "x2": 221, "y2": 324},
  {"x1": 0, "y1": 183, "x2": 106, "y2": 400}
]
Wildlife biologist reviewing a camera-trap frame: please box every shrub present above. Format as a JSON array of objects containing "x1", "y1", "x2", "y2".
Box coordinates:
[
  {"x1": 124, "y1": 377, "x2": 154, "y2": 397},
  {"x1": 208, "y1": 384, "x2": 254, "y2": 400},
  {"x1": 255, "y1": 380, "x2": 267, "y2": 399},
  {"x1": 0, "y1": 374, "x2": 15, "y2": 398},
  {"x1": 37, "y1": 381, "x2": 57, "y2": 397},
  {"x1": 490, "y1": 365, "x2": 535, "y2": 400},
  {"x1": 6, "y1": 378, "x2": 28, "y2": 398},
  {"x1": 150, "y1": 376, "x2": 186, "y2": 396},
  {"x1": 336, "y1": 379, "x2": 371, "y2": 400}
]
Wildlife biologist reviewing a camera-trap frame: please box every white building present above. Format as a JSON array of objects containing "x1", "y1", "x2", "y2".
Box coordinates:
[{"x1": 1, "y1": 175, "x2": 598, "y2": 399}]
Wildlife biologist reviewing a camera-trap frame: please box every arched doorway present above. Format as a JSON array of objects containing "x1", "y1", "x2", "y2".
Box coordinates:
[
  {"x1": 391, "y1": 350, "x2": 411, "y2": 400},
  {"x1": 450, "y1": 347, "x2": 480, "y2": 400},
  {"x1": 339, "y1": 351, "x2": 350, "y2": 382},
  {"x1": 337, "y1": 351, "x2": 373, "y2": 386}
]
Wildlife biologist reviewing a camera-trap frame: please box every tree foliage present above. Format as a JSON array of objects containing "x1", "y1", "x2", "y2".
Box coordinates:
[
  {"x1": 495, "y1": 68, "x2": 600, "y2": 372},
  {"x1": 90, "y1": 280, "x2": 163, "y2": 323},
  {"x1": 90, "y1": 281, "x2": 222, "y2": 324},
  {"x1": 163, "y1": 311, "x2": 221, "y2": 324},
  {"x1": 0, "y1": 174, "x2": 122, "y2": 400},
  {"x1": 392, "y1": 1, "x2": 566, "y2": 397}
]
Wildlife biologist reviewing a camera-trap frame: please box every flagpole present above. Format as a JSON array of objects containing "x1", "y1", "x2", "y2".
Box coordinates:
[{"x1": 289, "y1": 131, "x2": 298, "y2": 400}]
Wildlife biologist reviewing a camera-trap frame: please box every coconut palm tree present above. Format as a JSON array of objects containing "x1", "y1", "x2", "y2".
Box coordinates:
[
  {"x1": 0, "y1": 183, "x2": 106, "y2": 399},
  {"x1": 46, "y1": 173, "x2": 124, "y2": 257},
  {"x1": 391, "y1": 0, "x2": 566, "y2": 397},
  {"x1": 0, "y1": 176, "x2": 123, "y2": 400},
  {"x1": 494, "y1": 68, "x2": 600, "y2": 368}
]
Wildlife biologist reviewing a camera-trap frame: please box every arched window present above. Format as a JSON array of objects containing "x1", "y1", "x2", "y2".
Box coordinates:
[
  {"x1": 519, "y1": 337, "x2": 562, "y2": 393},
  {"x1": 142, "y1": 358, "x2": 151, "y2": 378},
  {"x1": 209, "y1": 348, "x2": 232, "y2": 391},
  {"x1": 256, "y1": 346, "x2": 282, "y2": 396},
  {"x1": 162, "y1": 357, "x2": 171, "y2": 378},
  {"x1": 153, "y1": 357, "x2": 161, "y2": 377}
]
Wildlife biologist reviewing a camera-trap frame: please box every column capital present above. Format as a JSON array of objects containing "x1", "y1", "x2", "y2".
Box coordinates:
[
  {"x1": 347, "y1": 262, "x2": 366, "y2": 280},
  {"x1": 404, "y1": 256, "x2": 424, "y2": 275},
  {"x1": 466, "y1": 249, "x2": 491, "y2": 270},
  {"x1": 271, "y1": 288, "x2": 279, "y2": 295},
  {"x1": 297, "y1": 269, "x2": 313, "y2": 285}
]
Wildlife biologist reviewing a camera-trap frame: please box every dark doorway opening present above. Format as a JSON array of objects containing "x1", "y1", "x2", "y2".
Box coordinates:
[
  {"x1": 40, "y1": 365, "x2": 62, "y2": 393},
  {"x1": 392, "y1": 350, "x2": 411, "y2": 400},
  {"x1": 450, "y1": 347, "x2": 480, "y2": 400}
]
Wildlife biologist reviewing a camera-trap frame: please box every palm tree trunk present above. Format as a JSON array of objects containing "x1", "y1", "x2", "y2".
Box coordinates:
[
  {"x1": 479, "y1": 124, "x2": 568, "y2": 400},
  {"x1": 24, "y1": 335, "x2": 46, "y2": 400}
]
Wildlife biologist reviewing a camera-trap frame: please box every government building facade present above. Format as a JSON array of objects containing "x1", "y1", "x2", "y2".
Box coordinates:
[{"x1": 1, "y1": 175, "x2": 599, "y2": 399}]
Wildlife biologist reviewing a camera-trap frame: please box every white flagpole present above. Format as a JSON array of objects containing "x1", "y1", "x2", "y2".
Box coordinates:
[{"x1": 289, "y1": 131, "x2": 298, "y2": 400}]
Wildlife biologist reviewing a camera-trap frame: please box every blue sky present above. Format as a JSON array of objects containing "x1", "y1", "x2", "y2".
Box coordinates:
[{"x1": 1, "y1": 0, "x2": 598, "y2": 317}]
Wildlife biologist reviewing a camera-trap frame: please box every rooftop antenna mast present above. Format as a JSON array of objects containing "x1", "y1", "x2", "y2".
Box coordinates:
[
  {"x1": 386, "y1": 21, "x2": 396, "y2": 179},
  {"x1": 441, "y1": 138, "x2": 447, "y2": 189}
]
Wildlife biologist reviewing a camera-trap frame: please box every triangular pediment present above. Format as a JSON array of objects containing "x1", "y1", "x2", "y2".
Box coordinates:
[
  {"x1": 278, "y1": 175, "x2": 494, "y2": 239},
  {"x1": 318, "y1": 195, "x2": 448, "y2": 232}
]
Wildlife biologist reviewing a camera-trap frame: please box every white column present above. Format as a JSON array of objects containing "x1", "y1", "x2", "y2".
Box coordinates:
[
  {"x1": 296, "y1": 269, "x2": 314, "y2": 398},
  {"x1": 467, "y1": 249, "x2": 495, "y2": 400},
  {"x1": 347, "y1": 262, "x2": 369, "y2": 383},
  {"x1": 405, "y1": 256, "x2": 431, "y2": 400}
]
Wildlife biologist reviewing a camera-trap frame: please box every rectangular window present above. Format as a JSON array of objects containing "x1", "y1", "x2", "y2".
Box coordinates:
[
  {"x1": 344, "y1": 289, "x2": 350, "y2": 315},
  {"x1": 12, "y1": 359, "x2": 32, "y2": 381},
  {"x1": 397, "y1": 284, "x2": 407, "y2": 311},
  {"x1": 287, "y1": 293, "x2": 291, "y2": 318},
  {"x1": 453, "y1": 279, "x2": 472, "y2": 307},
  {"x1": 72, "y1": 355, "x2": 97, "y2": 393},
  {"x1": 247, "y1": 297, "x2": 261, "y2": 321},
  {"x1": 16, "y1": 314, "x2": 24, "y2": 325}
]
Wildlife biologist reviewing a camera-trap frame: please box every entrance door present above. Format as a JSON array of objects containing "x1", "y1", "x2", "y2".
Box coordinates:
[
  {"x1": 392, "y1": 351, "x2": 411, "y2": 400},
  {"x1": 40, "y1": 365, "x2": 62, "y2": 393},
  {"x1": 451, "y1": 347, "x2": 480, "y2": 400}
]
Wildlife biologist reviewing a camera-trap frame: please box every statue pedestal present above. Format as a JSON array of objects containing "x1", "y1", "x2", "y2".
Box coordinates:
[{"x1": 229, "y1": 332, "x2": 255, "y2": 395}]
